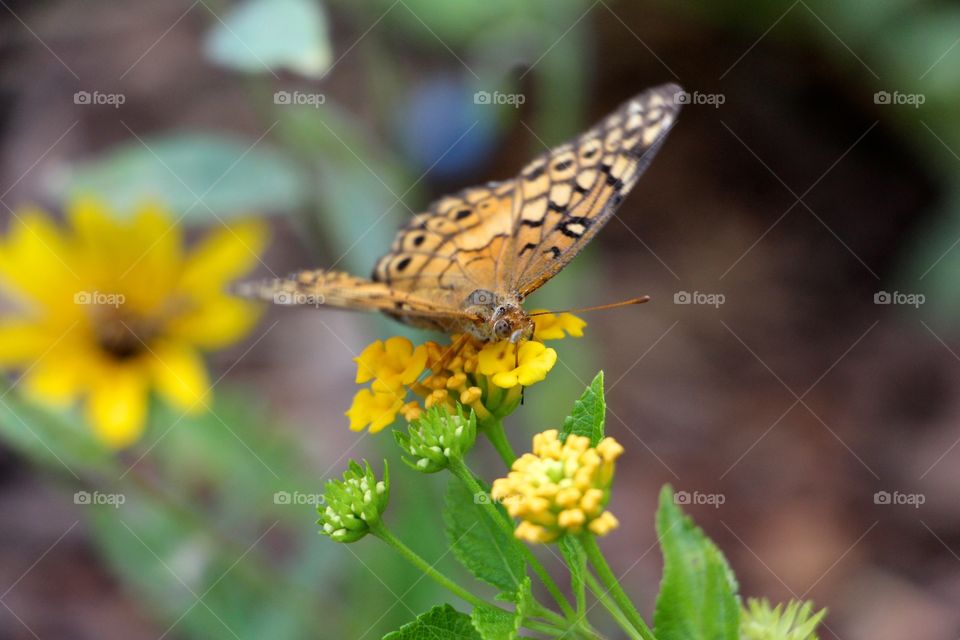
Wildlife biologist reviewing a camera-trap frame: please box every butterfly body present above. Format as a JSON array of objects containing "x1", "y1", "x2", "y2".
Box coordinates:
[{"x1": 240, "y1": 84, "x2": 683, "y2": 341}]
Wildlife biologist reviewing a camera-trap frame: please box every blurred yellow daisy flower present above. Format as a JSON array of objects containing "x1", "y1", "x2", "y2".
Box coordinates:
[
  {"x1": 0, "y1": 198, "x2": 267, "y2": 448},
  {"x1": 345, "y1": 311, "x2": 584, "y2": 433}
]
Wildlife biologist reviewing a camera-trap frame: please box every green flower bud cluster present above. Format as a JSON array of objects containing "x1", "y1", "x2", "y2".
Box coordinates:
[
  {"x1": 317, "y1": 460, "x2": 389, "y2": 543},
  {"x1": 394, "y1": 405, "x2": 477, "y2": 473},
  {"x1": 741, "y1": 598, "x2": 826, "y2": 640}
]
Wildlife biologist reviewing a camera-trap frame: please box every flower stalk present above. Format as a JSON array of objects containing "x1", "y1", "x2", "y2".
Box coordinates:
[
  {"x1": 579, "y1": 533, "x2": 656, "y2": 640},
  {"x1": 447, "y1": 457, "x2": 576, "y2": 620},
  {"x1": 369, "y1": 521, "x2": 492, "y2": 610}
]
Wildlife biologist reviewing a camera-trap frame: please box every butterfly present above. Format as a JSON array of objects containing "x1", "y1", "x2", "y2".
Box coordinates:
[{"x1": 241, "y1": 83, "x2": 682, "y2": 342}]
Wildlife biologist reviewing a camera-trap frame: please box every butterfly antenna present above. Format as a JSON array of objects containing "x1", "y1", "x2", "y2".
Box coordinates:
[{"x1": 528, "y1": 296, "x2": 651, "y2": 316}]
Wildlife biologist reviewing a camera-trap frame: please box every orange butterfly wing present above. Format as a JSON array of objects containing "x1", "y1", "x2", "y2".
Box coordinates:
[
  {"x1": 373, "y1": 83, "x2": 682, "y2": 303},
  {"x1": 508, "y1": 83, "x2": 682, "y2": 296},
  {"x1": 242, "y1": 84, "x2": 681, "y2": 332}
]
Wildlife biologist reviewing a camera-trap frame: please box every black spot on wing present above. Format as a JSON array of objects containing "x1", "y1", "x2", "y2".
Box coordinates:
[{"x1": 519, "y1": 242, "x2": 537, "y2": 255}]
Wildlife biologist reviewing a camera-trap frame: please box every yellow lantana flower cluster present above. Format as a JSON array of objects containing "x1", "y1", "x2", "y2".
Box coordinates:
[
  {"x1": 491, "y1": 429, "x2": 623, "y2": 544},
  {"x1": 346, "y1": 312, "x2": 585, "y2": 433},
  {"x1": 0, "y1": 199, "x2": 266, "y2": 448}
]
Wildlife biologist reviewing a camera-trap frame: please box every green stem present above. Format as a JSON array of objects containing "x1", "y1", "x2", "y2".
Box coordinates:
[
  {"x1": 371, "y1": 522, "x2": 494, "y2": 611},
  {"x1": 585, "y1": 572, "x2": 644, "y2": 640},
  {"x1": 579, "y1": 534, "x2": 656, "y2": 640},
  {"x1": 524, "y1": 619, "x2": 567, "y2": 636},
  {"x1": 529, "y1": 603, "x2": 568, "y2": 627},
  {"x1": 449, "y1": 459, "x2": 576, "y2": 619},
  {"x1": 482, "y1": 418, "x2": 517, "y2": 466}
]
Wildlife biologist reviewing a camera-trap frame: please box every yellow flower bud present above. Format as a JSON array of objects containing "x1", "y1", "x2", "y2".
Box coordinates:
[{"x1": 492, "y1": 430, "x2": 624, "y2": 543}]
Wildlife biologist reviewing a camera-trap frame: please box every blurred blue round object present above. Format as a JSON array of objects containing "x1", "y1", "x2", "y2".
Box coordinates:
[{"x1": 396, "y1": 77, "x2": 499, "y2": 181}]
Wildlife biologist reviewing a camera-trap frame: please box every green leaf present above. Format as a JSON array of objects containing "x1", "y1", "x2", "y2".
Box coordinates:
[
  {"x1": 443, "y1": 476, "x2": 526, "y2": 595},
  {"x1": 470, "y1": 606, "x2": 518, "y2": 640},
  {"x1": 0, "y1": 389, "x2": 114, "y2": 473},
  {"x1": 654, "y1": 485, "x2": 740, "y2": 640},
  {"x1": 56, "y1": 133, "x2": 307, "y2": 223},
  {"x1": 204, "y1": 0, "x2": 332, "y2": 77},
  {"x1": 558, "y1": 535, "x2": 586, "y2": 612},
  {"x1": 384, "y1": 604, "x2": 481, "y2": 640},
  {"x1": 560, "y1": 370, "x2": 605, "y2": 445},
  {"x1": 472, "y1": 576, "x2": 531, "y2": 640}
]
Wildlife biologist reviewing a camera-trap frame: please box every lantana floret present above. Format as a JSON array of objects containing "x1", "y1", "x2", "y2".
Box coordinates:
[
  {"x1": 492, "y1": 429, "x2": 624, "y2": 543},
  {"x1": 347, "y1": 312, "x2": 586, "y2": 433},
  {"x1": 317, "y1": 460, "x2": 390, "y2": 543},
  {"x1": 741, "y1": 598, "x2": 826, "y2": 640},
  {"x1": 394, "y1": 405, "x2": 477, "y2": 473}
]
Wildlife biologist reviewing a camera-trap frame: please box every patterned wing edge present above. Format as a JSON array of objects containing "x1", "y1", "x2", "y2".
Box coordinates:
[{"x1": 509, "y1": 83, "x2": 683, "y2": 296}]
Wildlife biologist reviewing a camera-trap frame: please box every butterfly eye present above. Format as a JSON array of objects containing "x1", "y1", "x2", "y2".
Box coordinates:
[{"x1": 494, "y1": 319, "x2": 511, "y2": 338}]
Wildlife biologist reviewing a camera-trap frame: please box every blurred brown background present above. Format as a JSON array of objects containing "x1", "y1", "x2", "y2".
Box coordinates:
[{"x1": 1, "y1": 0, "x2": 959, "y2": 638}]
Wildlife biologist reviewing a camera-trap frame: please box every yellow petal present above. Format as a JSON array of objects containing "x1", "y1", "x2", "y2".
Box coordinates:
[
  {"x1": 354, "y1": 340, "x2": 386, "y2": 384},
  {"x1": 147, "y1": 342, "x2": 210, "y2": 413},
  {"x1": 486, "y1": 341, "x2": 557, "y2": 388},
  {"x1": 0, "y1": 208, "x2": 78, "y2": 313},
  {"x1": 345, "y1": 387, "x2": 403, "y2": 433},
  {"x1": 0, "y1": 319, "x2": 55, "y2": 366},
  {"x1": 532, "y1": 311, "x2": 587, "y2": 341},
  {"x1": 399, "y1": 344, "x2": 428, "y2": 385},
  {"x1": 68, "y1": 199, "x2": 181, "y2": 313},
  {"x1": 477, "y1": 340, "x2": 516, "y2": 376},
  {"x1": 166, "y1": 294, "x2": 262, "y2": 350},
  {"x1": 86, "y1": 364, "x2": 149, "y2": 448},
  {"x1": 20, "y1": 356, "x2": 86, "y2": 406},
  {"x1": 179, "y1": 219, "x2": 268, "y2": 295}
]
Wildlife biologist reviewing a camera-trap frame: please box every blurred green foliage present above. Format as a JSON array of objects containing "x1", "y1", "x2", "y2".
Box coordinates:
[{"x1": 57, "y1": 133, "x2": 308, "y2": 222}]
